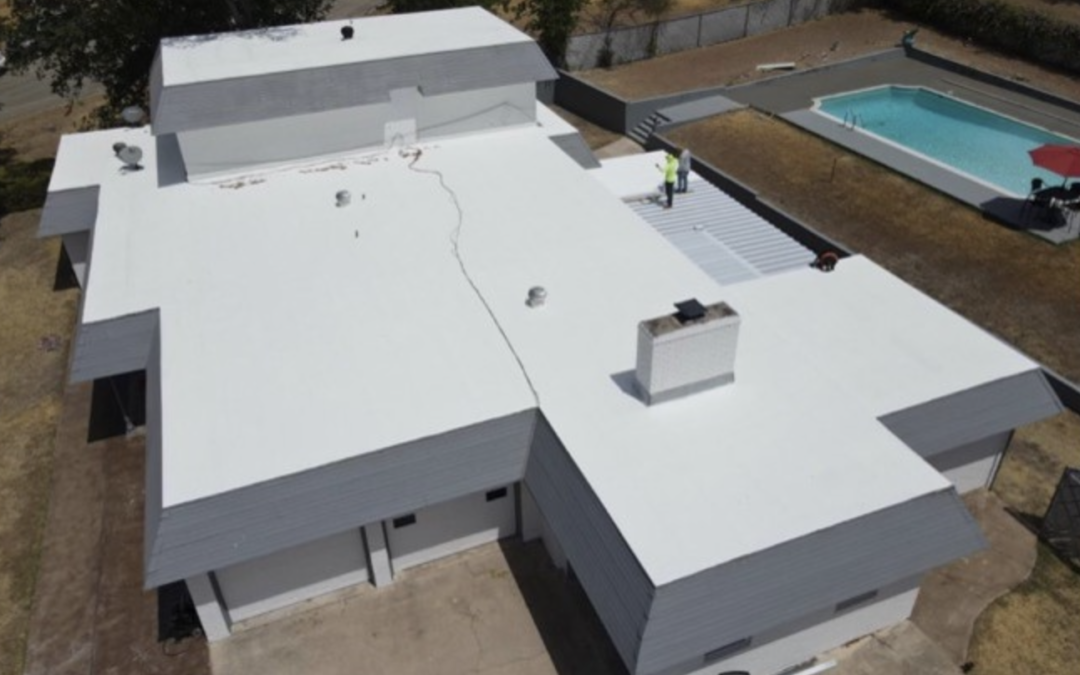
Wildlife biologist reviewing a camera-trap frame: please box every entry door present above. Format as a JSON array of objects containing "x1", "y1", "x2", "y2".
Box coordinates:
[{"x1": 386, "y1": 486, "x2": 517, "y2": 572}]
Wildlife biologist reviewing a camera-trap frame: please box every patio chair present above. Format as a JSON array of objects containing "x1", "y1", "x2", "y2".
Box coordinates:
[{"x1": 1022, "y1": 177, "x2": 1051, "y2": 220}]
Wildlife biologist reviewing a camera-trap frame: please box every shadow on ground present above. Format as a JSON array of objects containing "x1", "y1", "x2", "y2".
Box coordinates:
[{"x1": 500, "y1": 540, "x2": 628, "y2": 675}]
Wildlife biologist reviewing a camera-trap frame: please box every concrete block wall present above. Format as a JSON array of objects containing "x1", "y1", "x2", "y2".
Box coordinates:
[{"x1": 566, "y1": 0, "x2": 835, "y2": 71}]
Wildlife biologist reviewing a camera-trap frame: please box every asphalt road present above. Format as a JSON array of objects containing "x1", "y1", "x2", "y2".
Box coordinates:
[{"x1": 0, "y1": 0, "x2": 384, "y2": 124}]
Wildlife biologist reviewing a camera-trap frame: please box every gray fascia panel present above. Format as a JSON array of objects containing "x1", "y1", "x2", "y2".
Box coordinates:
[
  {"x1": 70, "y1": 309, "x2": 159, "y2": 383},
  {"x1": 524, "y1": 414, "x2": 654, "y2": 672},
  {"x1": 879, "y1": 370, "x2": 1063, "y2": 458},
  {"x1": 39, "y1": 186, "x2": 100, "y2": 237},
  {"x1": 636, "y1": 489, "x2": 985, "y2": 675},
  {"x1": 152, "y1": 43, "x2": 557, "y2": 135},
  {"x1": 145, "y1": 409, "x2": 537, "y2": 588}
]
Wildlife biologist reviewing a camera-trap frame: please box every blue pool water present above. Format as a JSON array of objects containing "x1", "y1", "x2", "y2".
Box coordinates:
[{"x1": 816, "y1": 86, "x2": 1078, "y2": 196}]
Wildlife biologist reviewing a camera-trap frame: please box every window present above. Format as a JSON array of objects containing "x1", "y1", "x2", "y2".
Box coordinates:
[
  {"x1": 392, "y1": 514, "x2": 416, "y2": 529},
  {"x1": 835, "y1": 589, "x2": 879, "y2": 613},
  {"x1": 704, "y1": 637, "x2": 752, "y2": 663},
  {"x1": 486, "y1": 487, "x2": 508, "y2": 502}
]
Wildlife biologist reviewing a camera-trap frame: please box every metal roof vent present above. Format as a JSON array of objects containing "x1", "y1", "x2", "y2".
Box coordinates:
[
  {"x1": 341, "y1": 25, "x2": 354, "y2": 40},
  {"x1": 635, "y1": 299, "x2": 741, "y2": 405},
  {"x1": 112, "y1": 142, "x2": 144, "y2": 171},
  {"x1": 526, "y1": 286, "x2": 547, "y2": 308},
  {"x1": 335, "y1": 190, "x2": 351, "y2": 207}
]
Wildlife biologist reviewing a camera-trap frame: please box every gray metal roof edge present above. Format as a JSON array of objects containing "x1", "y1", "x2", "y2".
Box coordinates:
[
  {"x1": 39, "y1": 185, "x2": 100, "y2": 238},
  {"x1": 144, "y1": 407, "x2": 539, "y2": 587},
  {"x1": 878, "y1": 369, "x2": 1063, "y2": 458}
]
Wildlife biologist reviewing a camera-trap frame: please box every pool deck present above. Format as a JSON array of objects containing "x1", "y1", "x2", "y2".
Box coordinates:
[{"x1": 720, "y1": 49, "x2": 1080, "y2": 243}]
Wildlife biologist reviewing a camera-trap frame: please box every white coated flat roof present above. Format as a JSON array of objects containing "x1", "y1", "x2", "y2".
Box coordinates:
[
  {"x1": 61, "y1": 121, "x2": 1040, "y2": 584},
  {"x1": 157, "y1": 7, "x2": 533, "y2": 86}
]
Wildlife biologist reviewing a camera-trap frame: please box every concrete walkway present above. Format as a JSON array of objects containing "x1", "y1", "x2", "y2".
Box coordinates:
[
  {"x1": 826, "y1": 621, "x2": 962, "y2": 675},
  {"x1": 22, "y1": 383, "x2": 209, "y2": 675},
  {"x1": 911, "y1": 489, "x2": 1038, "y2": 664}
]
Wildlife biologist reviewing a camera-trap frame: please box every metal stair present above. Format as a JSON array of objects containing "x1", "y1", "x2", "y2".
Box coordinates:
[
  {"x1": 628, "y1": 180, "x2": 815, "y2": 286},
  {"x1": 628, "y1": 111, "x2": 671, "y2": 145}
]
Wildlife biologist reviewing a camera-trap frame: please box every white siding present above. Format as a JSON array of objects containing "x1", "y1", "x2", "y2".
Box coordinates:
[
  {"x1": 61, "y1": 231, "x2": 91, "y2": 288},
  {"x1": 386, "y1": 486, "x2": 516, "y2": 572},
  {"x1": 216, "y1": 529, "x2": 369, "y2": 623}
]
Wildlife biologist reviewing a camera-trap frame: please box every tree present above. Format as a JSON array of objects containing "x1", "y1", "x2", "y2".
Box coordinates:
[
  {"x1": 0, "y1": 0, "x2": 333, "y2": 119},
  {"x1": 581, "y1": 0, "x2": 672, "y2": 67},
  {"x1": 504, "y1": 0, "x2": 586, "y2": 67}
]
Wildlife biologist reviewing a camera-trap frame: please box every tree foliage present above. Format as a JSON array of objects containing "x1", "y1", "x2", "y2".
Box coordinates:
[
  {"x1": 581, "y1": 0, "x2": 671, "y2": 67},
  {"x1": 504, "y1": 0, "x2": 586, "y2": 67},
  {"x1": 0, "y1": 0, "x2": 333, "y2": 117},
  {"x1": 384, "y1": 0, "x2": 496, "y2": 14}
]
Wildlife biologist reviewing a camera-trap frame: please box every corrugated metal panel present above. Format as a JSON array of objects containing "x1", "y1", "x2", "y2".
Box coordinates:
[
  {"x1": 153, "y1": 43, "x2": 556, "y2": 135},
  {"x1": 524, "y1": 414, "x2": 653, "y2": 672},
  {"x1": 629, "y1": 183, "x2": 814, "y2": 286},
  {"x1": 636, "y1": 489, "x2": 985, "y2": 675},
  {"x1": 70, "y1": 310, "x2": 159, "y2": 383},
  {"x1": 145, "y1": 410, "x2": 536, "y2": 587},
  {"x1": 39, "y1": 186, "x2": 99, "y2": 237},
  {"x1": 548, "y1": 133, "x2": 601, "y2": 169},
  {"x1": 880, "y1": 370, "x2": 1063, "y2": 458}
]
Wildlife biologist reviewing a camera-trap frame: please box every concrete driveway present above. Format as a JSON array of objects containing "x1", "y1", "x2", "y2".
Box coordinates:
[{"x1": 211, "y1": 540, "x2": 627, "y2": 675}]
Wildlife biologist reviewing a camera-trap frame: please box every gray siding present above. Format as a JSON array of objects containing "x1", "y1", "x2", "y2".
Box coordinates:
[
  {"x1": 636, "y1": 489, "x2": 985, "y2": 675},
  {"x1": 880, "y1": 370, "x2": 1063, "y2": 459},
  {"x1": 146, "y1": 410, "x2": 536, "y2": 587},
  {"x1": 152, "y1": 43, "x2": 556, "y2": 135},
  {"x1": 548, "y1": 133, "x2": 601, "y2": 169},
  {"x1": 144, "y1": 326, "x2": 164, "y2": 579},
  {"x1": 524, "y1": 414, "x2": 654, "y2": 672},
  {"x1": 70, "y1": 310, "x2": 159, "y2": 383},
  {"x1": 39, "y1": 186, "x2": 99, "y2": 237}
]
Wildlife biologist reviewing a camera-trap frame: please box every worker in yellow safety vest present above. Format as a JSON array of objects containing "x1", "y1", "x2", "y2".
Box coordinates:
[{"x1": 657, "y1": 153, "x2": 678, "y2": 209}]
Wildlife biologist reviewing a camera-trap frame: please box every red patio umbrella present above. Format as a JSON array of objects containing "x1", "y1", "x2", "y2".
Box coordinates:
[{"x1": 1029, "y1": 144, "x2": 1080, "y2": 185}]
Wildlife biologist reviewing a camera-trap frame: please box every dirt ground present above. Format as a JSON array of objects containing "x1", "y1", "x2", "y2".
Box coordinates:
[
  {"x1": 580, "y1": 7, "x2": 1080, "y2": 100},
  {"x1": 0, "y1": 210, "x2": 79, "y2": 675}
]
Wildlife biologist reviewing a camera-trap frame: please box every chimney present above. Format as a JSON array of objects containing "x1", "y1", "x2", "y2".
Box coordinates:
[{"x1": 635, "y1": 299, "x2": 740, "y2": 405}]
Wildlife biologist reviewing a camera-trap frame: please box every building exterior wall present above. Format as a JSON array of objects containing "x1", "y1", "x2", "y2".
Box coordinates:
[
  {"x1": 61, "y1": 231, "x2": 91, "y2": 289},
  {"x1": 523, "y1": 414, "x2": 654, "y2": 673},
  {"x1": 674, "y1": 576, "x2": 921, "y2": 675},
  {"x1": 39, "y1": 186, "x2": 99, "y2": 237},
  {"x1": 636, "y1": 491, "x2": 984, "y2": 675},
  {"x1": 930, "y1": 431, "x2": 1011, "y2": 494},
  {"x1": 385, "y1": 484, "x2": 517, "y2": 572},
  {"x1": 215, "y1": 528, "x2": 369, "y2": 623},
  {"x1": 176, "y1": 82, "x2": 535, "y2": 179},
  {"x1": 147, "y1": 410, "x2": 536, "y2": 587}
]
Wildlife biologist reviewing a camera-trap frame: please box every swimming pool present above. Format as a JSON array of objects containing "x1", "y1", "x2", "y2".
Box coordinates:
[{"x1": 814, "y1": 86, "x2": 1078, "y2": 196}]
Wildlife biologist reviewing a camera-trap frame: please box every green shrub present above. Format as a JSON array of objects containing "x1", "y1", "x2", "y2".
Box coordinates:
[
  {"x1": 891, "y1": 0, "x2": 1080, "y2": 74},
  {"x1": 0, "y1": 158, "x2": 55, "y2": 217}
]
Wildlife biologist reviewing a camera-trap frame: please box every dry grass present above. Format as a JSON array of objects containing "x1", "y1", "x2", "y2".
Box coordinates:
[
  {"x1": 0, "y1": 209, "x2": 79, "y2": 675},
  {"x1": 967, "y1": 542, "x2": 1080, "y2": 675},
  {"x1": 581, "y1": 7, "x2": 1080, "y2": 101},
  {"x1": 668, "y1": 110, "x2": 1080, "y2": 383}
]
